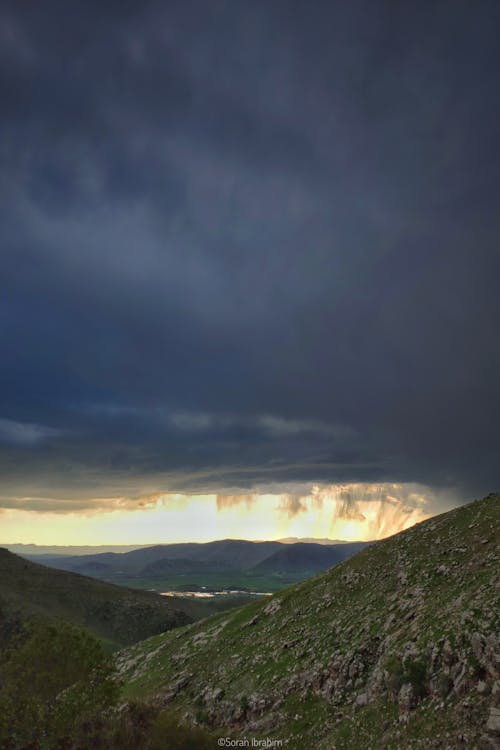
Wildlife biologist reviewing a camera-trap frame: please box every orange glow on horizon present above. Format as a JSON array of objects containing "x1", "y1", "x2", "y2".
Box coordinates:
[{"x1": 0, "y1": 482, "x2": 446, "y2": 546}]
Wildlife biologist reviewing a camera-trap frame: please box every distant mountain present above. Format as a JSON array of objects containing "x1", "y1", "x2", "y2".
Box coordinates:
[
  {"x1": 20, "y1": 539, "x2": 367, "y2": 589},
  {"x1": 113, "y1": 539, "x2": 283, "y2": 569},
  {"x1": 23, "y1": 540, "x2": 281, "y2": 574},
  {"x1": 4, "y1": 538, "x2": 358, "y2": 556},
  {"x1": 252, "y1": 541, "x2": 369, "y2": 574},
  {"x1": 3, "y1": 543, "x2": 149, "y2": 555},
  {"x1": 25, "y1": 551, "x2": 125, "y2": 572},
  {"x1": 118, "y1": 493, "x2": 500, "y2": 749}
]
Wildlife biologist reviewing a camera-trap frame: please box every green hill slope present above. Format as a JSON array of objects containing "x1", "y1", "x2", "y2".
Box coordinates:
[
  {"x1": 118, "y1": 494, "x2": 500, "y2": 749},
  {"x1": 0, "y1": 549, "x2": 202, "y2": 650}
]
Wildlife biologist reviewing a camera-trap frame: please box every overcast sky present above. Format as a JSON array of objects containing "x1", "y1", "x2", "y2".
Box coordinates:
[{"x1": 0, "y1": 1, "x2": 499, "y2": 528}]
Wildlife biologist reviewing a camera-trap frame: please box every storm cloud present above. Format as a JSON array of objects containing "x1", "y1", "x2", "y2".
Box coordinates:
[{"x1": 0, "y1": 0, "x2": 499, "y2": 514}]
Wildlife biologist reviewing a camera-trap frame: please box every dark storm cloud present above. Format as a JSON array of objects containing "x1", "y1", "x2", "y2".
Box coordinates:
[{"x1": 0, "y1": 0, "x2": 499, "y2": 510}]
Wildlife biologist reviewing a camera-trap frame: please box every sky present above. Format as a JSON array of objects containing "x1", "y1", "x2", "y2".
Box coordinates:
[{"x1": 0, "y1": 1, "x2": 499, "y2": 544}]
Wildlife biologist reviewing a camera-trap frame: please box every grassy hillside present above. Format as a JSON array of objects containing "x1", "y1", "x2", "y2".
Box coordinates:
[
  {"x1": 118, "y1": 494, "x2": 500, "y2": 749},
  {"x1": 0, "y1": 549, "x2": 253, "y2": 650}
]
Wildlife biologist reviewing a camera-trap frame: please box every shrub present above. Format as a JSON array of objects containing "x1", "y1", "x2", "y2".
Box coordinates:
[
  {"x1": 0, "y1": 619, "x2": 120, "y2": 750},
  {"x1": 404, "y1": 658, "x2": 427, "y2": 699},
  {"x1": 71, "y1": 701, "x2": 214, "y2": 750},
  {"x1": 385, "y1": 655, "x2": 428, "y2": 699}
]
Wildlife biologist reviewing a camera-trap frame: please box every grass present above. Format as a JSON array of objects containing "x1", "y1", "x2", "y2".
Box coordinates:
[
  {"x1": 117, "y1": 493, "x2": 500, "y2": 748},
  {"x1": 85, "y1": 570, "x2": 305, "y2": 594},
  {"x1": 0, "y1": 549, "x2": 258, "y2": 650}
]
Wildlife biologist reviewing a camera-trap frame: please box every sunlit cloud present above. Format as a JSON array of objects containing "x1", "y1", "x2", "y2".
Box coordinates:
[
  {"x1": 214, "y1": 483, "x2": 436, "y2": 542},
  {"x1": 0, "y1": 482, "x2": 457, "y2": 545}
]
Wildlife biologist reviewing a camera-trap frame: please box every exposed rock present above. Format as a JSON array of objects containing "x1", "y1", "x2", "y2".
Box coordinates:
[
  {"x1": 437, "y1": 565, "x2": 450, "y2": 576},
  {"x1": 159, "y1": 672, "x2": 193, "y2": 704},
  {"x1": 398, "y1": 683, "x2": 415, "y2": 712},
  {"x1": 263, "y1": 598, "x2": 282, "y2": 615},
  {"x1": 486, "y1": 706, "x2": 500, "y2": 734},
  {"x1": 397, "y1": 570, "x2": 408, "y2": 585},
  {"x1": 479, "y1": 734, "x2": 500, "y2": 749},
  {"x1": 245, "y1": 615, "x2": 260, "y2": 627},
  {"x1": 472, "y1": 632, "x2": 487, "y2": 662},
  {"x1": 492, "y1": 681, "x2": 500, "y2": 707},
  {"x1": 201, "y1": 685, "x2": 224, "y2": 703}
]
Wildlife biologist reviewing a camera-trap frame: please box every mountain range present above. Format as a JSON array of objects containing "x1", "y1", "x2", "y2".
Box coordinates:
[
  {"x1": 3, "y1": 537, "x2": 350, "y2": 556},
  {"x1": 20, "y1": 539, "x2": 369, "y2": 591}
]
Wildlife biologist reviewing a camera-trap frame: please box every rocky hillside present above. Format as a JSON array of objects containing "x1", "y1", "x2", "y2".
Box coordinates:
[{"x1": 118, "y1": 494, "x2": 500, "y2": 749}]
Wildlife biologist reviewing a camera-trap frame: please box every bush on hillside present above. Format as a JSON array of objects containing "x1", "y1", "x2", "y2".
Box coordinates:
[
  {"x1": 0, "y1": 619, "x2": 120, "y2": 749},
  {"x1": 71, "y1": 701, "x2": 214, "y2": 750}
]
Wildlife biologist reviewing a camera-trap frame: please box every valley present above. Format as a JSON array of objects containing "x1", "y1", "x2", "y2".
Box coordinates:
[
  {"x1": 0, "y1": 549, "x2": 257, "y2": 650},
  {"x1": 20, "y1": 539, "x2": 368, "y2": 594}
]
